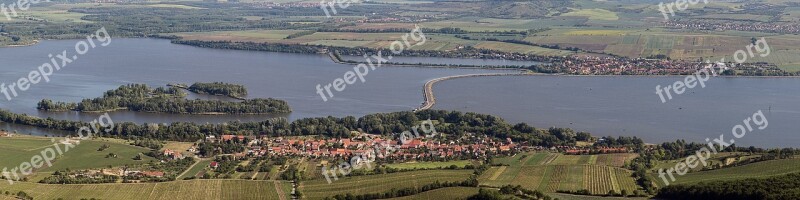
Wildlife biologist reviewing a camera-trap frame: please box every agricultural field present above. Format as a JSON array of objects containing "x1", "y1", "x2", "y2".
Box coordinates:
[
  {"x1": 473, "y1": 41, "x2": 574, "y2": 56},
  {"x1": 651, "y1": 152, "x2": 763, "y2": 174},
  {"x1": 550, "y1": 193, "x2": 649, "y2": 200},
  {"x1": 524, "y1": 28, "x2": 800, "y2": 66},
  {"x1": 147, "y1": 4, "x2": 205, "y2": 9},
  {"x1": 561, "y1": 9, "x2": 620, "y2": 20},
  {"x1": 650, "y1": 158, "x2": 800, "y2": 187},
  {"x1": 299, "y1": 170, "x2": 473, "y2": 199},
  {"x1": 179, "y1": 159, "x2": 213, "y2": 179},
  {"x1": 0, "y1": 136, "x2": 155, "y2": 174},
  {"x1": 174, "y1": 30, "x2": 306, "y2": 43},
  {"x1": 386, "y1": 187, "x2": 479, "y2": 200},
  {"x1": 419, "y1": 17, "x2": 586, "y2": 32},
  {"x1": 20, "y1": 10, "x2": 90, "y2": 23},
  {"x1": 298, "y1": 32, "x2": 476, "y2": 51},
  {"x1": 43, "y1": 140, "x2": 155, "y2": 172},
  {"x1": 479, "y1": 152, "x2": 640, "y2": 195},
  {"x1": 385, "y1": 160, "x2": 472, "y2": 170},
  {"x1": 162, "y1": 141, "x2": 195, "y2": 152},
  {"x1": 0, "y1": 180, "x2": 290, "y2": 200}
]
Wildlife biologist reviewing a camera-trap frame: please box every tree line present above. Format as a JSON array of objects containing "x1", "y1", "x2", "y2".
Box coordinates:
[
  {"x1": 0, "y1": 109, "x2": 590, "y2": 148},
  {"x1": 656, "y1": 172, "x2": 800, "y2": 200}
]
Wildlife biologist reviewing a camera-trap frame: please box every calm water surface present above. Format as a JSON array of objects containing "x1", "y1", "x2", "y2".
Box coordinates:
[
  {"x1": 434, "y1": 75, "x2": 800, "y2": 147},
  {"x1": 0, "y1": 39, "x2": 797, "y2": 147},
  {"x1": 0, "y1": 38, "x2": 505, "y2": 125}
]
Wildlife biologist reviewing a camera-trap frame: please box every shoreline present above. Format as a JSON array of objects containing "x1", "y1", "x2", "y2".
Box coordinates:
[
  {"x1": 0, "y1": 40, "x2": 40, "y2": 48},
  {"x1": 328, "y1": 52, "x2": 800, "y2": 78}
]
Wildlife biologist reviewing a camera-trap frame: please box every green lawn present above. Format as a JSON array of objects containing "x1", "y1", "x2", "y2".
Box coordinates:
[{"x1": 44, "y1": 140, "x2": 155, "y2": 172}]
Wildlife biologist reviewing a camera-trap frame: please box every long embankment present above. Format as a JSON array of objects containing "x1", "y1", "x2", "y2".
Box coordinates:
[
  {"x1": 328, "y1": 52, "x2": 539, "y2": 111},
  {"x1": 415, "y1": 72, "x2": 535, "y2": 111}
]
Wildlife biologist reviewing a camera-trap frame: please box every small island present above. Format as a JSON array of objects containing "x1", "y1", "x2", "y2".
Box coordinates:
[
  {"x1": 170, "y1": 82, "x2": 248, "y2": 100},
  {"x1": 37, "y1": 84, "x2": 290, "y2": 114}
]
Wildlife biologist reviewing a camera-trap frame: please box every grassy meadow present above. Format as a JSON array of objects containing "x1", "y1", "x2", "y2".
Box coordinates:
[{"x1": 0, "y1": 136, "x2": 154, "y2": 175}]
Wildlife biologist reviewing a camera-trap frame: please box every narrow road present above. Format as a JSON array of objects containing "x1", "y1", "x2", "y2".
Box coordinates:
[{"x1": 415, "y1": 72, "x2": 534, "y2": 111}]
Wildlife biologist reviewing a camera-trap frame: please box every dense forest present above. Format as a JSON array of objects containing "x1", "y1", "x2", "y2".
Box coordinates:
[
  {"x1": 36, "y1": 84, "x2": 290, "y2": 114},
  {"x1": 187, "y1": 82, "x2": 249, "y2": 98},
  {"x1": 656, "y1": 172, "x2": 800, "y2": 200}
]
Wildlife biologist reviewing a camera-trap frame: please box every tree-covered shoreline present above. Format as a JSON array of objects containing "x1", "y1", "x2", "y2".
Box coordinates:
[{"x1": 36, "y1": 84, "x2": 290, "y2": 114}]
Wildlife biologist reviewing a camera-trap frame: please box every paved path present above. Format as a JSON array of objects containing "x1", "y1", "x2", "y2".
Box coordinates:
[{"x1": 415, "y1": 72, "x2": 534, "y2": 111}]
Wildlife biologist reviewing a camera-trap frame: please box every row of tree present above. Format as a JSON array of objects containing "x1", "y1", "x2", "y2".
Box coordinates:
[{"x1": 0, "y1": 109, "x2": 593, "y2": 148}]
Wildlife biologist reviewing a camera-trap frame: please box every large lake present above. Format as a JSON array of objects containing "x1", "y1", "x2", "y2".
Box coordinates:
[
  {"x1": 0, "y1": 38, "x2": 797, "y2": 147},
  {"x1": 434, "y1": 76, "x2": 800, "y2": 147}
]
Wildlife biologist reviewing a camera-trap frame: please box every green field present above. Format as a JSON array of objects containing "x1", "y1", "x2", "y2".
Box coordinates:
[
  {"x1": 300, "y1": 170, "x2": 473, "y2": 199},
  {"x1": 0, "y1": 137, "x2": 154, "y2": 175},
  {"x1": 179, "y1": 159, "x2": 213, "y2": 179},
  {"x1": 650, "y1": 158, "x2": 800, "y2": 187},
  {"x1": 0, "y1": 180, "x2": 290, "y2": 200}
]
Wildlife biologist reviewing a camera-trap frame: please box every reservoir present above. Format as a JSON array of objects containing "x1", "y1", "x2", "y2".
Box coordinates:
[
  {"x1": 434, "y1": 75, "x2": 800, "y2": 147},
  {"x1": 0, "y1": 38, "x2": 797, "y2": 147}
]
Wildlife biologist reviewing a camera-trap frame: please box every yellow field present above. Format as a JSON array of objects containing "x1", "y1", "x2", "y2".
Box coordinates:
[{"x1": 562, "y1": 9, "x2": 620, "y2": 20}]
